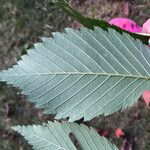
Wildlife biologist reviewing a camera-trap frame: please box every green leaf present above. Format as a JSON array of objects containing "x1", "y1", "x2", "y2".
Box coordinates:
[
  {"x1": 53, "y1": 0, "x2": 149, "y2": 44},
  {"x1": 12, "y1": 121, "x2": 118, "y2": 150},
  {"x1": 1, "y1": 27, "x2": 150, "y2": 121}
]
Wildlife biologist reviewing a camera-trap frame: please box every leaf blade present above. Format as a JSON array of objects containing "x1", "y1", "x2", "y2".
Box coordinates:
[
  {"x1": 1, "y1": 27, "x2": 150, "y2": 121},
  {"x1": 12, "y1": 121, "x2": 119, "y2": 150}
]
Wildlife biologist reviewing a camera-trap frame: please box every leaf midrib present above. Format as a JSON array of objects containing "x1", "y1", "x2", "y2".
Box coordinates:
[{"x1": 3, "y1": 72, "x2": 150, "y2": 80}]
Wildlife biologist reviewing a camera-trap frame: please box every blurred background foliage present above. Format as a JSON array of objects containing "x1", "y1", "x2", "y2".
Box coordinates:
[{"x1": 0, "y1": 0, "x2": 150, "y2": 149}]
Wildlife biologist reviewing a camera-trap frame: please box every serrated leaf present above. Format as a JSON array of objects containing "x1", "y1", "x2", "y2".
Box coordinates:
[
  {"x1": 1, "y1": 27, "x2": 150, "y2": 121},
  {"x1": 53, "y1": 0, "x2": 149, "y2": 44},
  {"x1": 12, "y1": 121, "x2": 118, "y2": 150}
]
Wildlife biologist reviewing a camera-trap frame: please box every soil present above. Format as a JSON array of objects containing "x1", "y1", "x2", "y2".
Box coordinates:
[{"x1": 0, "y1": 0, "x2": 150, "y2": 149}]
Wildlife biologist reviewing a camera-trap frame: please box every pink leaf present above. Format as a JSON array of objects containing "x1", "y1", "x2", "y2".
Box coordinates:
[
  {"x1": 142, "y1": 18, "x2": 150, "y2": 34},
  {"x1": 109, "y1": 18, "x2": 142, "y2": 33},
  {"x1": 142, "y1": 91, "x2": 150, "y2": 108},
  {"x1": 97, "y1": 129, "x2": 109, "y2": 138},
  {"x1": 115, "y1": 128, "x2": 125, "y2": 138}
]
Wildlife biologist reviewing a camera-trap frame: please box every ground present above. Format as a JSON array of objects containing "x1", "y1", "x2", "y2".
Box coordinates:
[{"x1": 0, "y1": 0, "x2": 150, "y2": 149}]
